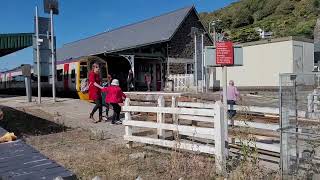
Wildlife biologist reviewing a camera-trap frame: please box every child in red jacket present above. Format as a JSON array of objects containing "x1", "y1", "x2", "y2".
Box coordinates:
[{"x1": 101, "y1": 79, "x2": 126, "y2": 124}]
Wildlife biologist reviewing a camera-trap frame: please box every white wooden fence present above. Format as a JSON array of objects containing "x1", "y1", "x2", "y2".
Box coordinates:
[
  {"x1": 123, "y1": 96, "x2": 227, "y2": 174},
  {"x1": 122, "y1": 96, "x2": 282, "y2": 173},
  {"x1": 168, "y1": 74, "x2": 195, "y2": 92}
]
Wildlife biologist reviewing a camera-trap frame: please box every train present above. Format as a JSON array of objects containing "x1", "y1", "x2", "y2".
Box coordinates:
[{"x1": 0, "y1": 56, "x2": 109, "y2": 100}]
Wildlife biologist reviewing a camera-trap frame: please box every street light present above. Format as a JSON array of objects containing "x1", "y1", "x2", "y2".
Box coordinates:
[
  {"x1": 44, "y1": 0, "x2": 59, "y2": 102},
  {"x1": 208, "y1": 19, "x2": 221, "y2": 46}
]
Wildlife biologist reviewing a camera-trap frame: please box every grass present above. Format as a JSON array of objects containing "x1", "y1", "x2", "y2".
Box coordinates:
[{"x1": 25, "y1": 128, "x2": 280, "y2": 180}]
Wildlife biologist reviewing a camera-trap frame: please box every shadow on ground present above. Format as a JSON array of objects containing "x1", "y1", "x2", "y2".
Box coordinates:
[{"x1": 0, "y1": 106, "x2": 68, "y2": 138}]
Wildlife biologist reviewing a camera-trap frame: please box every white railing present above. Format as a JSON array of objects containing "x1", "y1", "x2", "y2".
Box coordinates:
[
  {"x1": 123, "y1": 96, "x2": 227, "y2": 174},
  {"x1": 123, "y1": 96, "x2": 283, "y2": 173},
  {"x1": 168, "y1": 74, "x2": 195, "y2": 92}
]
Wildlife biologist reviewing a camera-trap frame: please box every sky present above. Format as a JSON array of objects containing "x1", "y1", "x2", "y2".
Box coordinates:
[{"x1": 0, "y1": 0, "x2": 237, "y2": 71}]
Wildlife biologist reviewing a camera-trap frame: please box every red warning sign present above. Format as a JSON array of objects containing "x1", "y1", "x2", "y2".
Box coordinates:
[{"x1": 216, "y1": 41, "x2": 234, "y2": 65}]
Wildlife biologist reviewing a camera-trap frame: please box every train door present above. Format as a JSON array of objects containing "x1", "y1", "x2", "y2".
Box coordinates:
[
  {"x1": 64, "y1": 64, "x2": 69, "y2": 91},
  {"x1": 77, "y1": 59, "x2": 108, "y2": 100},
  {"x1": 70, "y1": 63, "x2": 77, "y2": 91}
]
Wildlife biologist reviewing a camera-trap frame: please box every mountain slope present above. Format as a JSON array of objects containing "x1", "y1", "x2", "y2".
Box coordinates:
[{"x1": 199, "y1": 0, "x2": 320, "y2": 42}]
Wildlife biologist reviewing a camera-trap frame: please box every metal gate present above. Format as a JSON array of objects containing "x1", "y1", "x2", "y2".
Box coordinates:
[{"x1": 280, "y1": 73, "x2": 320, "y2": 179}]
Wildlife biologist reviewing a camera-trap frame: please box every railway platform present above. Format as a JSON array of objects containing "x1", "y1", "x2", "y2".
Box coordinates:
[{"x1": 0, "y1": 95, "x2": 125, "y2": 143}]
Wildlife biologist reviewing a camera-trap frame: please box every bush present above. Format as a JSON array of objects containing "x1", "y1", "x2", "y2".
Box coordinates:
[
  {"x1": 231, "y1": 28, "x2": 260, "y2": 43},
  {"x1": 232, "y1": 8, "x2": 254, "y2": 28},
  {"x1": 255, "y1": 0, "x2": 281, "y2": 20},
  {"x1": 275, "y1": 0, "x2": 295, "y2": 15}
]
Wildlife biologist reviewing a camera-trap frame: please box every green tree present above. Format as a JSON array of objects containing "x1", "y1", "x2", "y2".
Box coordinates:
[
  {"x1": 231, "y1": 28, "x2": 260, "y2": 42},
  {"x1": 275, "y1": 0, "x2": 295, "y2": 15},
  {"x1": 232, "y1": 8, "x2": 254, "y2": 28},
  {"x1": 255, "y1": 0, "x2": 281, "y2": 21}
]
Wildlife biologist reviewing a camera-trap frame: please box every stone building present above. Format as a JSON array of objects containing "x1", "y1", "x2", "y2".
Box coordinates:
[{"x1": 57, "y1": 6, "x2": 212, "y2": 91}]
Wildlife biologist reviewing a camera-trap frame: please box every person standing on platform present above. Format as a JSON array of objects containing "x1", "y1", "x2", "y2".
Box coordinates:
[
  {"x1": 144, "y1": 73, "x2": 151, "y2": 91},
  {"x1": 127, "y1": 69, "x2": 134, "y2": 92},
  {"x1": 221, "y1": 80, "x2": 240, "y2": 119},
  {"x1": 101, "y1": 79, "x2": 126, "y2": 125},
  {"x1": 89, "y1": 63, "x2": 103, "y2": 123}
]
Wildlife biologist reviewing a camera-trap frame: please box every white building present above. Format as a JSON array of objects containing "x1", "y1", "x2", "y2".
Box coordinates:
[
  {"x1": 255, "y1": 28, "x2": 273, "y2": 39},
  {"x1": 215, "y1": 37, "x2": 314, "y2": 88}
]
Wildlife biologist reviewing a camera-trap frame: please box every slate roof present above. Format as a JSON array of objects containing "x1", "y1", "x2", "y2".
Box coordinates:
[{"x1": 57, "y1": 6, "x2": 194, "y2": 61}]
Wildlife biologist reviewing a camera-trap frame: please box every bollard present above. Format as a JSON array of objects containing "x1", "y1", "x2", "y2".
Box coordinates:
[{"x1": 25, "y1": 76, "x2": 32, "y2": 102}]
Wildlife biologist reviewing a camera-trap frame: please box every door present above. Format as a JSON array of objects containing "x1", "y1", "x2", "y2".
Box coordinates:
[
  {"x1": 156, "y1": 64, "x2": 161, "y2": 91},
  {"x1": 64, "y1": 64, "x2": 69, "y2": 91},
  {"x1": 293, "y1": 45, "x2": 304, "y2": 84}
]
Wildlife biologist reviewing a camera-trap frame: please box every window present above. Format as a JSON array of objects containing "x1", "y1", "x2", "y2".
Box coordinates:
[
  {"x1": 71, "y1": 69, "x2": 76, "y2": 83},
  {"x1": 57, "y1": 69, "x2": 63, "y2": 81},
  {"x1": 80, "y1": 66, "x2": 88, "y2": 79},
  {"x1": 71, "y1": 69, "x2": 76, "y2": 79}
]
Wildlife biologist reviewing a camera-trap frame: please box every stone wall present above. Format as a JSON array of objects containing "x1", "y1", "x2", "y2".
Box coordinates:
[
  {"x1": 169, "y1": 63, "x2": 186, "y2": 74},
  {"x1": 167, "y1": 9, "x2": 212, "y2": 74}
]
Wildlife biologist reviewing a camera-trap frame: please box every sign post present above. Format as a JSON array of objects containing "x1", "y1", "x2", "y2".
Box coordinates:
[
  {"x1": 216, "y1": 41, "x2": 234, "y2": 128},
  {"x1": 22, "y1": 64, "x2": 32, "y2": 102}
]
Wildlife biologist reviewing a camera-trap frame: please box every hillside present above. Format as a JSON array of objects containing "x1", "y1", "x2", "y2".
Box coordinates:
[{"x1": 199, "y1": 0, "x2": 320, "y2": 43}]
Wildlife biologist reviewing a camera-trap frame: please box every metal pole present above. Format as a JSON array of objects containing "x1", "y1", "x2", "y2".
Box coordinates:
[
  {"x1": 222, "y1": 66, "x2": 228, "y2": 124},
  {"x1": 194, "y1": 33, "x2": 198, "y2": 93},
  {"x1": 36, "y1": 6, "x2": 41, "y2": 104},
  {"x1": 213, "y1": 26, "x2": 216, "y2": 46},
  {"x1": 201, "y1": 33, "x2": 204, "y2": 93},
  {"x1": 50, "y1": 9, "x2": 56, "y2": 102}
]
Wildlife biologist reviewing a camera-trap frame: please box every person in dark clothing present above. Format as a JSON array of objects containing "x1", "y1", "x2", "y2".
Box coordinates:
[
  {"x1": 127, "y1": 69, "x2": 134, "y2": 92},
  {"x1": 89, "y1": 63, "x2": 103, "y2": 123},
  {"x1": 101, "y1": 74, "x2": 112, "y2": 121}
]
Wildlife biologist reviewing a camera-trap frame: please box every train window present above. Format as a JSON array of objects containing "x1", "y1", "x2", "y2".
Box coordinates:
[
  {"x1": 80, "y1": 66, "x2": 87, "y2": 79},
  {"x1": 71, "y1": 69, "x2": 76, "y2": 79},
  {"x1": 57, "y1": 69, "x2": 63, "y2": 81}
]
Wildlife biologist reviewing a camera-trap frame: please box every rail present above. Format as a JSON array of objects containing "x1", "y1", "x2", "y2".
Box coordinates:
[
  {"x1": 122, "y1": 96, "x2": 284, "y2": 173},
  {"x1": 123, "y1": 96, "x2": 227, "y2": 174}
]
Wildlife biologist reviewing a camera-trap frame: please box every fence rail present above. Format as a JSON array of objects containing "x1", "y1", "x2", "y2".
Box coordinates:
[
  {"x1": 123, "y1": 96, "x2": 282, "y2": 173},
  {"x1": 168, "y1": 74, "x2": 195, "y2": 92}
]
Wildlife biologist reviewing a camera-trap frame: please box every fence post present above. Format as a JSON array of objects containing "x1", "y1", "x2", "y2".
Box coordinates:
[
  {"x1": 171, "y1": 96, "x2": 177, "y2": 123},
  {"x1": 157, "y1": 95, "x2": 165, "y2": 139},
  {"x1": 214, "y1": 101, "x2": 226, "y2": 176},
  {"x1": 124, "y1": 98, "x2": 133, "y2": 148},
  {"x1": 171, "y1": 96, "x2": 180, "y2": 140}
]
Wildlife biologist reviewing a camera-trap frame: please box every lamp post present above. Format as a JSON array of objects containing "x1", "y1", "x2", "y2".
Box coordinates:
[
  {"x1": 35, "y1": 6, "x2": 41, "y2": 104},
  {"x1": 209, "y1": 19, "x2": 229, "y2": 132},
  {"x1": 44, "y1": 0, "x2": 59, "y2": 102},
  {"x1": 208, "y1": 19, "x2": 221, "y2": 46}
]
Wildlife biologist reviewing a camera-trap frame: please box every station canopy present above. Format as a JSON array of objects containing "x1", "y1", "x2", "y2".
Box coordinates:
[{"x1": 0, "y1": 33, "x2": 33, "y2": 57}]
